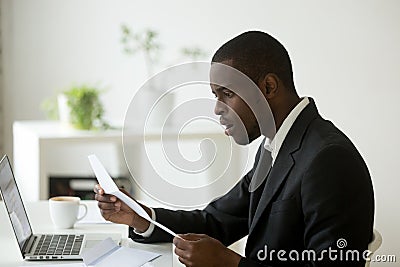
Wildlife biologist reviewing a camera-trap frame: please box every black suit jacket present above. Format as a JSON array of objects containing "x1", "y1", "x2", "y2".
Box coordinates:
[{"x1": 130, "y1": 99, "x2": 374, "y2": 266}]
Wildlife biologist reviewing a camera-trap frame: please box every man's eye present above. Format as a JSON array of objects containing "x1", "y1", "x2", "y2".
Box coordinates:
[{"x1": 223, "y1": 91, "x2": 233, "y2": 98}]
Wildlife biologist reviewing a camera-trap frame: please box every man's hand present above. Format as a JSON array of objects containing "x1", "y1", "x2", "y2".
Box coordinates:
[
  {"x1": 173, "y1": 234, "x2": 241, "y2": 267},
  {"x1": 94, "y1": 184, "x2": 151, "y2": 232}
]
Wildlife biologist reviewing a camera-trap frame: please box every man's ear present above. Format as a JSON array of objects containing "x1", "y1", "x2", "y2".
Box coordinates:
[{"x1": 258, "y1": 73, "x2": 279, "y2": 99}]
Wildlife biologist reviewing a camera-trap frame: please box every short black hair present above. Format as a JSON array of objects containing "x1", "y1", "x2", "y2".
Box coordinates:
[{"x1": 212, "y1": 31, "x2": 295, "y2": 91}]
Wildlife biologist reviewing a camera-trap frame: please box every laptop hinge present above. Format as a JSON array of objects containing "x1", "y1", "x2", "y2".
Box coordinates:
[{"x1": 23, "y1": 235, "x2": 37, "y2": 254}]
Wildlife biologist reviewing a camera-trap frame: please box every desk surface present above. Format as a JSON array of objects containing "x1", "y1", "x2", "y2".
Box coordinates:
[{"x1": 0, "y1": 201, "x2": 172, "y2": 267}]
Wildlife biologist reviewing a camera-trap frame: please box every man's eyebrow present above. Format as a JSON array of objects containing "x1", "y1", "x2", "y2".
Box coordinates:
[
  {"x1": 211, "y1": 84, "x2": 233, "y2": 91},
  {"x1": 211, "y1": 86, "x2": 225, "y2": 96}
]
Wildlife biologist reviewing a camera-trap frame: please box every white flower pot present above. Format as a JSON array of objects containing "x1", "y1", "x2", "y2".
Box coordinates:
[{"x1": 57, "y1": 94, "x2": 71, "y2": 125}]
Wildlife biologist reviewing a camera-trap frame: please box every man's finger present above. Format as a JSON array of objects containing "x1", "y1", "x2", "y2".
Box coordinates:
[
  {"x1": 94, "y1": 184, "x2": 104, "y2": 194},
  {"x1": 174, "y1": 247, "x2": 192, "y2": 266},
  {"x1": 178, "y1": 256, "x2": 190, "y2": 266},
  {"x1": 174, "y1": 247, "x2": 189, "y2": 258},
  {"x1": 179, "y1": 233, "x2": 204, "y2": 241},
  {"x1": 95, "y1": 193, "x2": 116, "y2": 203},
  {"x1": 98, "y1": 201, "x2": 120, "y2": 211},
  {"x1": 100, "y1": 209, "x2": 116, "y2": 216},
  {"x1": 173, "y1": 236, "x2": 193, "y2": 251}
]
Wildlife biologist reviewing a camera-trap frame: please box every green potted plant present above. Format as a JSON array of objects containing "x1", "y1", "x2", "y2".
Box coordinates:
[
  {"x1": 181, "y1": 47, "x2": 207, "y2": 62},
  {"x1": 121, "y1": 24, "x2": 161, "y2": 78},
  {"x1": 120, "y1": 25, "x2": 173, "y2": 128},
  {"x1": 59, "y1": 85, "x2": 109, "y2": 130},
  {"x1": 119, "y1": 25, "x2": 208, "y2": 128}
]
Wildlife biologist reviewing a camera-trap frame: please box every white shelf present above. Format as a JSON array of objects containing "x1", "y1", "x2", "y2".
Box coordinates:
[{"x1": 12, "y1": 120, "x2": 231, "y2": 203}]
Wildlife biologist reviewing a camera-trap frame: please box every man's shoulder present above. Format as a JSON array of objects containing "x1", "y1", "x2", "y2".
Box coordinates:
[
  {"x1": 295, "y1": 116, "x2": 364, "y2": 165},
  {"x1": 305, "y1": 117, "x2": 355, "y2": 149},
  {"x1": 285, "y1": 99, "x2": 357, "y2": 155},
  {"x1": 294, "y1": 117, "x2": 370, "y2": 182}
]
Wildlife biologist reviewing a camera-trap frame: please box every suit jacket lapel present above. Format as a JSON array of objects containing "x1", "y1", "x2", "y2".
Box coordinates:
[
  {"x1": 249, "y1": 148, "x2": 294, "y2": 234},
  {"x1": 248, "y1": 99, "x2": 320, "y2": 235}
]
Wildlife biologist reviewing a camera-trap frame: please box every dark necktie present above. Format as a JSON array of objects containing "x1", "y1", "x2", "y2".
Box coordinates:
[{"x1": 249, "y1": 138, "x2": 273, "y2": 192}]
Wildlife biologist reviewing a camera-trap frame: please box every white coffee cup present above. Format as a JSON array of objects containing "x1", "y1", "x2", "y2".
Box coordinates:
[{"x1": 49, "y1": 196, "x2": 87, "y2": 229}]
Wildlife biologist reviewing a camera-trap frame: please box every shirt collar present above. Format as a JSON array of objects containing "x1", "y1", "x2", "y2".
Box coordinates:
[{"x1": 264, "y1": 97, "x2": 310, "y2": 164}]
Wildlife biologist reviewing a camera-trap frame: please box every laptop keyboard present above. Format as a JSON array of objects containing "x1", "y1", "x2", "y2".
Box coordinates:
[{"x1": 33, "y1": 234, "x2": 84, "y2": 256}]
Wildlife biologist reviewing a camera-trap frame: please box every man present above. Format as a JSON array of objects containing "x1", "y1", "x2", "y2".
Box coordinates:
[{"x1": 95, "y1": 31, "x2": 374, "y2": 266}]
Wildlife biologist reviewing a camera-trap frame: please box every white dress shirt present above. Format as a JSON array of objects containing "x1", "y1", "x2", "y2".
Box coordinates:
[
  {"x1": 264, "y1": 97, "x2": 309, "y2": 165},
  {"x1": 133, "y1": 207, "x2": 156, "y2": 237}
]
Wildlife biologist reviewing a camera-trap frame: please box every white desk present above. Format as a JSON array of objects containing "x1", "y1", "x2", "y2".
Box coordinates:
[{"x1": 0, "y1": 201, "x2": 172, "y2": 267}]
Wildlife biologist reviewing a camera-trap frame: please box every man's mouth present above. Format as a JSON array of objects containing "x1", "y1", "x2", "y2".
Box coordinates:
[
  {"x1": 221, "y1": 120, "x2": 234, "y2": 136},
  {"x1": 224, "y1": 124, "x2": 234, "y2": 136},
  {"x1": 220, "y1": 117, "x2": 234, "y2": 135}
]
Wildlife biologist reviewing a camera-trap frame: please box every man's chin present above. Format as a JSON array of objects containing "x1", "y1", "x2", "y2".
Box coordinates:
[
  {"x1": 231, "y1": 132, "x2": 261, "y2": 145},
  {"x1": 231, "y1": 134, "x2": 251, "y2": 145}
]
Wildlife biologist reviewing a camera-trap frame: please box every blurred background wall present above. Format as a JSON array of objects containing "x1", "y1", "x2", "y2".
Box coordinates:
[
  {"x1": 1, "y1": 0, "x2": 399, "y2": 264},
  {"x1": 0, "y1": 3, "x2": 3, "y2": 156}
]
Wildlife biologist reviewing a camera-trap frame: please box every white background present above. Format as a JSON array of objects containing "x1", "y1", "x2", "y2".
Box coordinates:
[{"x1": 1, "y1": 0, "x2": 399, "y2": 264}]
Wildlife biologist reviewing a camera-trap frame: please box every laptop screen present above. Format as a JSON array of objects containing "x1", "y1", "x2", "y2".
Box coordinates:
[{"x1": 0, "y1": 155, "x2": 33, "y2": 251}]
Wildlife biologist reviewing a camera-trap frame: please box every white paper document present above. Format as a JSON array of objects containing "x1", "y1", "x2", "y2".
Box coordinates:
[
  {"x1": 88, "y1": 154, "x2": 179, "y2": 238},
  {"x1": 18, "y1": 238, "x2": 154, "y2": 267},
  {"x1": 82, "y1": 238, "x2": 160, "y2": 267},
  {"x1": 19, "y1": 264, "x2": 84, "y2": 267},
  {"x1": 81, "y1": 237, "x2": 160, "y2": 267}
]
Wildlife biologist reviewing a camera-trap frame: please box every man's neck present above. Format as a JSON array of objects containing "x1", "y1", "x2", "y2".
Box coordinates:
[{"x1": 274, "y1": 95, "x2": 301, "y2": 131}]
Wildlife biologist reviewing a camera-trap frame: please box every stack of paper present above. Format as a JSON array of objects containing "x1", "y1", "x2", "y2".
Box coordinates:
[
  {"x1": 20, "y1": 238, "x2": 160, "y2": 267},
  {"x1": 82, "y1": 238, "x2": 160, "y2": 267}
]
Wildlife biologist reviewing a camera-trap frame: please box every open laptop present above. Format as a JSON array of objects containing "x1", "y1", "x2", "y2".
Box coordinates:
[{"x1": 0, "y1": 155, "x2": 120, "y2": 261}]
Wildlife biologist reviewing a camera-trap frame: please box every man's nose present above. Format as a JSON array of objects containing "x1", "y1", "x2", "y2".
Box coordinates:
[{"x1": 214, "y1": 100, "x2": 226, "y2": 115}]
